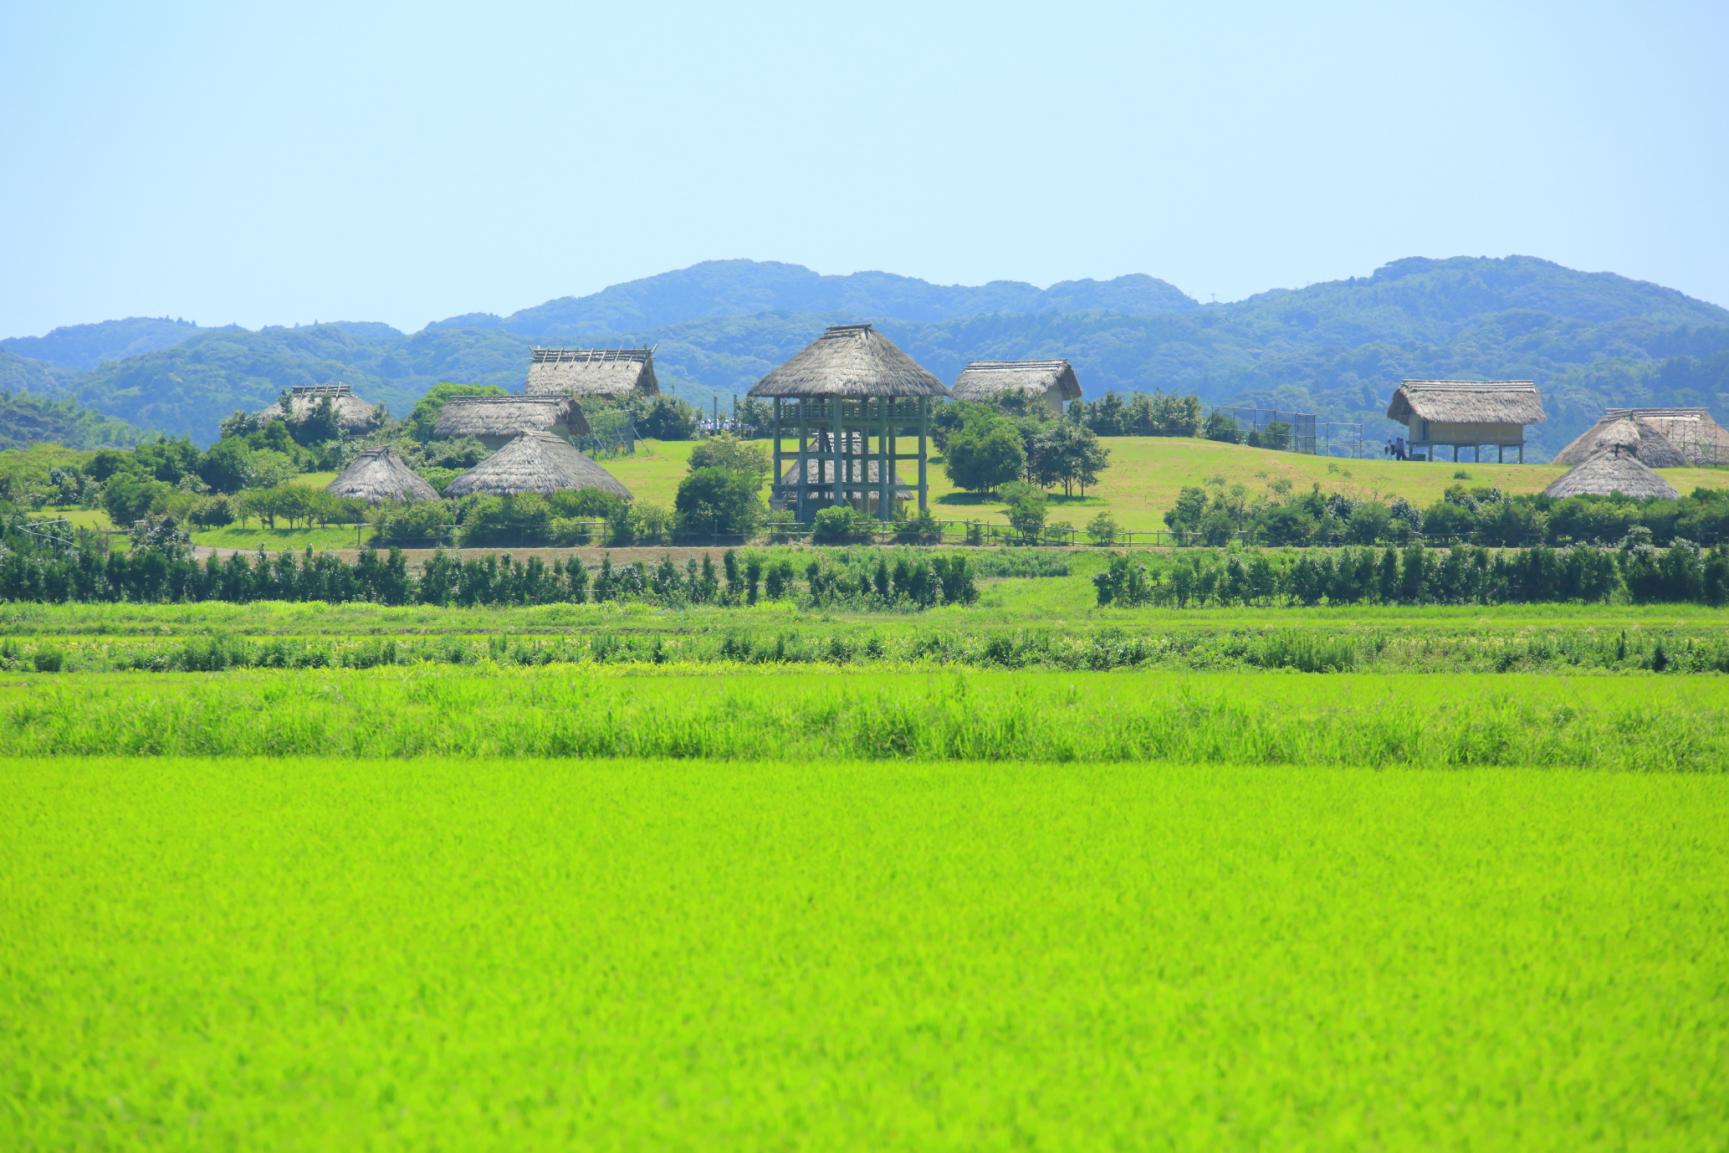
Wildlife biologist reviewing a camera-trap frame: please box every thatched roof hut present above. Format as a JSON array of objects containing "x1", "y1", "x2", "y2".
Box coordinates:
[
  {"x1": 432, "y1": 396, "x2": 589, "y2": 449},
  {"x1": 952, "y1": 360, "x2": 1082, "y2": 414},
  {"x1": 1542, "y1": 447, "x2": 1680, "y2": 500},
  {"x1": 325, "y1": 447, "x2": 439, "y2": 504},
  {"x1": 1386, "y1": 380, "x2": 1545, "y2": 461},
  {"x1": 256, "y1": 385, "x2": 378, "y2": 434},
  {"x1": 445, "y1": 431, "x2": 631, "y2": 499},
  {"x1": 749, "y1": 324, "x2": 949, "y2": 399},
  {"x1": 525, "y1": 347, "x2": 659, "y2": 400},
  {"x1": 1386, "y1": 380, "x2": 1545, "y2": 426},
  {"x1": 1554, "y1": 408, "x2": 1729, "y2": 467}
]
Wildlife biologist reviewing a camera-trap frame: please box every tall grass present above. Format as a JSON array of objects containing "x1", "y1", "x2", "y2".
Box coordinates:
[{"x1": 3, "y1": 668, "x2": 1725, "y2": 769}]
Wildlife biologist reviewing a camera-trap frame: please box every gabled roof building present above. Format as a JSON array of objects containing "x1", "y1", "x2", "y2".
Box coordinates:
[
  {"x1": 952, "y1": 360, "x2": 1082, "y2": 414},
  {"x1": 525, "y1": 348, "x2": 659, "y2": 401},
  {"x1": 1386, "y1": 380, "x2": 1546, "y2": 462}
]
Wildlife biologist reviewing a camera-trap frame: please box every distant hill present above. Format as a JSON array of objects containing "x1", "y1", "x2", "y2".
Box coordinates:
[
  {"x1": 0, "y1": 317, "x2": 210, "y2": 372},
  {"x1": 0, "y1": 388, "x2": 143, "y2": 450},
  {"x1": 13, "y1": 256, "x2": 1729, "y2": 453},
  {"x1": 433, "y1": 259, "x2": 1200, "y2": 339}
]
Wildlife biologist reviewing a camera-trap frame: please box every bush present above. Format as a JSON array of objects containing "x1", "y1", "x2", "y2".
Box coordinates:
[
  {"x1": 460, "y1": 495, "x2": 552, "y2": 547},
  {"x1": 811, "y1": 505, "x2": 874, "y2": 544},
  {"x1": 1000, "y1": 482, "x2": 1047, "y2": 543},
  {"x1": 372, "y1": 501, "x2": 455, "y2": 547},
  {"x1": 674, "y1": 467, "x2": 764, "y2": 539},
  {"x1": 687, "y1": 435, "x2": 770, "y2": 481},
  {"x1": 1086, "y1": 511, "x2": 1119, "y2": 546},
  {"x1": 893, "y1": 509, "x2": 943, "y2": 545}
]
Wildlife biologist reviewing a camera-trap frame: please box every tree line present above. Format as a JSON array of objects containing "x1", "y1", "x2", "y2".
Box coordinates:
[{"x1": 1093, "y1": 541, "x2": 1729, "y2": 608}]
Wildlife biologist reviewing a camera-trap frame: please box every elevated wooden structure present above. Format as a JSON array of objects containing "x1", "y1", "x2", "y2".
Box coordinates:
[{"x1": 749, "y1": 324, "x2": 949, "y2": 522}]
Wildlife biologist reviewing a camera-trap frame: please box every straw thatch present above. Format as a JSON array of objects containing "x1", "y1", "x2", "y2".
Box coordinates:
[
  {"x1": 1551, "y1": 413, "x2": 1687, "y2": 468},
  {"x1": 1554, "y1": 408, "x2": 1729, "y2": 467},
  {"x1": 749, "y1": 324, "x2": 949, "y2": 399},
  {"x1": 525, "y1": 347, "x2": 659, "y2": 399},
  {"x1": 325, "y1": 447, "x2": 439, "y2": 504},
  {"x1": 256, "y1": 384, "x2": 378, "y2": 433},
  {"x1": 1542, "y1": 447, "x2": 1680, "y2": 500},
  {"x1": 952, "y1": 360, "x2": 1082, "y2": 405},
  {"x1": 445, "y1": 431, "x2": 632, "y2": 499},
  {"x1": 1386, "y1": 380, "x2": 1546, "y2": 425},
  {"x1": 779, "y1": 431, "x2": 907, "y2": 489},
  {"x1": 432, "y1": 396, "x2": 590, "y2": 447}
]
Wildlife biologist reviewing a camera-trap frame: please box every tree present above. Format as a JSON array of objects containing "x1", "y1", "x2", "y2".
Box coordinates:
[
  {"x1": 674, "y1": 467, "x2": 763, "y2": 538},
  {"x1": 1086, "y1": 511, "x2": 1119, "y2": 546},
  {"x1": 198, "y1": 438, "x2": 253, "y2": 494},
  {"x1": 1030, "y1": 421, "x2": 1111, "y2": 496},
  {"x1": 945, "y1": 421, "x2": 1026, "y2": 493},
  {"x1": 688, "y1": 434, "x2": 770, "y2": 482},
  {"x1": 102, "y1": 476, "x2": 170, "y2": 524},
  {"x1": 630, "y1": 396, "x2": 702, "y2": 440},
  {"x1": 1203, "y1": 411, "x2": 1241, "y2": 443},
  {"x1": 1000, "y1": 481, "x2": 1047, "y2": 543},
  {"x1": 289, "y1": 397, "x2": 343, "y2": 446}
]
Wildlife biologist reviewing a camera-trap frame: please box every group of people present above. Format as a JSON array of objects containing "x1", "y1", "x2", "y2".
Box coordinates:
[{"x1": 1383, "y1": 435, "x2": 1410, "y2": 461}]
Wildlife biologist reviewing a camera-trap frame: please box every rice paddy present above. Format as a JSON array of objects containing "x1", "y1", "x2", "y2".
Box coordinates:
[
  {"x1": 3, "y1": 755, "x2": 1725, "y2": 1149},
  {"x1": 4, "y1": 555, "x2": 1727, "y2": 1147}
]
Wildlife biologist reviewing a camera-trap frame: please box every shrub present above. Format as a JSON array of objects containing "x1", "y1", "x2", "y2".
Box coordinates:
[
  {"x1": 893, "y1": 509, "x2": 943, "y2": 545},
  {"x1": 811, "y1": 505, "x2": 874, "y2": 544},
  {"x1": 1000, "y1": 482, "x2": 1047, "y2": 544},
  {"x1": 1086, "y1": 511, "x2": 1119, "y2": 546},
  {"x1": 674, "y1": 467, "x2": 764, "y2": 539},
  {"x1": 945, "y1": 421, "x2": 1026, "y2": 493},
  {"x1": 372, "y1": 501, "x2": 455, "y2": 547}
]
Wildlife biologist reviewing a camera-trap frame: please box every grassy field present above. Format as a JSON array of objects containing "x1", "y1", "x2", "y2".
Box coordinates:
[{"x1": 2, "y1": 754, "x2": 1724, "y2": 1148}]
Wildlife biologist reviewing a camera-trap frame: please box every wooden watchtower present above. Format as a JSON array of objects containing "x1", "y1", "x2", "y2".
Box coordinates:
[{"x1": 749, "y1": 324, "x2": 950, "y2": 522}]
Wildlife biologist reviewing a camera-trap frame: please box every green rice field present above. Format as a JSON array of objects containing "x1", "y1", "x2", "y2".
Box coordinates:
[{"x1": 3, "y1": 754, "x2": 1725, "y2": 1148}]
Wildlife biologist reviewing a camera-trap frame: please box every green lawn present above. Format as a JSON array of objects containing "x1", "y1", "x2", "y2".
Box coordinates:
[
  {"x1": 2, "y1": 754, "x2": 1723, "y2": 1148},
  {"x1": 607, "y1": 438, "x2": 1729, "y2": 533},
  {"x1": 188, "y1": 523, "x2": 367, "y2": 551}
]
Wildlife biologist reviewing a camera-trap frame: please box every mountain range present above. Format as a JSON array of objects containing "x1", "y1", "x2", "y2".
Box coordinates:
[{"x1": 5, "y1": 256, "x2": 1728, "y2": 458}]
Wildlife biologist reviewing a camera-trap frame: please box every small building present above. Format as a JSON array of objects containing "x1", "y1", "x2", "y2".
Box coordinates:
[
  {"x1": 445, "y1": 431, "x2": 632, "y2": 499},
  {"x1": 1554, "y1": 408, "x2": 1729, "y2": 468},
  {"x1": 952, "y1": 360, "x2": 1082, "y2": 415},
  {"x1": 325, "y1": 447, "x2": 439, "y2": 504},
  {"x1": 1385, "y1": 380, "x2": 1545, "y2": 462},
  {"x1": 256, "y1": 384, "x2": 378, "y2": 435},
  {"x1": 1542, "y1": 446, "x2": 1680, "y2": 500},
  {"x1": 432, "y1": 396, "x2": 589, "y2": 449},
  {"x1": 525, "y1": 347, "x2": 660, "y2": 401},
  {"x1": 749, "y1": 323, "x2": 950, "y2": 522}
]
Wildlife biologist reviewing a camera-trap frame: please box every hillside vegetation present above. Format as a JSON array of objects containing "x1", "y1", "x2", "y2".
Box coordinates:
[{"x1": 0, "y1": 391, "x2": 143, "y2": 451}]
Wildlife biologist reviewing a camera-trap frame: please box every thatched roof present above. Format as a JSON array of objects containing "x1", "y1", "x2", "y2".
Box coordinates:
[
  {"x1": 780, "y1": 431, "x2": 908, "y2": 489},
  {"x1": 256, "y1": 384, "x2": 377, "y2": 433},
  {"x1": 749, "y1": 324, "x2": 949, "y2": 399},
  {"x1": 1386, "y1": 380, "x2": 1545, "y2": 425},
  {"x1": 952, "y1": 360, "x2": 1082, "y2": 403},
  {"x1": 525, "y1": 347, "x2": 659, "y2": 400},
  {"x1": 1555, "y1": 408, "x2": 1729, "y2": 467},
  {"x1": 1542, "y1": 447, "x2": 1680, "y2": 500},
  {"x1": 1552, "y1": 413, "x2": 1687, "y2": 468},
  {"x1": 445, "y1": 431, "x2": 631, "y2": 499},
  {"x1": 325, "y1": 447, "x2": 439, "y2": 504},
  {"x1": 432, "y1": 396, "x2": 590, "y2": 444}
]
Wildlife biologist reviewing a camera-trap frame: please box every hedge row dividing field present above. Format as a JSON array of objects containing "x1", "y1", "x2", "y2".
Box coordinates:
[
  {"x1": 3, "y1": 756, "x2": 1725, "y2": 1149},
  {"x1": 3, "y1": 668, "x2": 1729, "y2": 769}
]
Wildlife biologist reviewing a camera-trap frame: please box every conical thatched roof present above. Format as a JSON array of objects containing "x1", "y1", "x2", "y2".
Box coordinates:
[
  {"x1": 525, "y1": 348, "x2": 659, "y2": 399},
  {"x1": 326, "y1": 447, "x2": 439, "y2": 504},
  {"x1": 256, "y1": 385, "x2": 378, "y2": 433},
  {"x1": 1555, "y1": 408, "x2": 1729, "y2": 467},
  {"x1": 1386, "y1": 380, "x2": 1545, "y2": 425},
  {"x1": 1542, "y1": 447, "x2": 1680, "y2": 500},
  {"x1": 749, "y1": 324, "x2": 949, "y2": 399},
  {"x1": 952, "y1": 360, "x2": 1082, "y2": 403},
  {"x1": 445, "y1": 431, "x2": 632, "y2": 499},
  {"x1": 1552, "y1": 413, "x2": 1686, "y2": 468},
  {"x1": 432, "y1": 396, "x2": 589, "y2": 447}
]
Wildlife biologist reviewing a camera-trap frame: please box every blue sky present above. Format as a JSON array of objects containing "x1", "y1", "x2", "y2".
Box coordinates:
[{"x1": 1, "y1": 0, "x2": 1724, "y2": 338}]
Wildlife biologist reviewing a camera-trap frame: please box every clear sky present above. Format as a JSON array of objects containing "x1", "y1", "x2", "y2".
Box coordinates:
[{"x1": 2, "y1": 0, "x2": 1725, "y2": 339}]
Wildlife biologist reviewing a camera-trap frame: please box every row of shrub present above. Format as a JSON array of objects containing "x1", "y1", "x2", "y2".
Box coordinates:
[
  {"x1": 0, "y1": 539, "x2": 979, "y2": 610},
  {"x1": 1163, "y1": 479, "x2": 1729, "y2": 548},
  {"x1": 1093, "y1": 542, "x2": 1729, "y2": 607}
]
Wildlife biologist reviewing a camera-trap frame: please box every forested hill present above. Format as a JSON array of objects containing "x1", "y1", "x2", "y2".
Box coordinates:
[
  {"x1": 8, "y1": 256, "x2": 1729, "y2": 454},
  {"x1": 0, "y1": 389, "x2": 142, "y2": 450},
  {"x1": 0, "y1": 317, "x2": 211, "y2": 372}
]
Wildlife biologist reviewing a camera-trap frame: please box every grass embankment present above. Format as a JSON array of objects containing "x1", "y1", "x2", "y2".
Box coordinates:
[
  {"x1": 3, "y1": 668, "x2": 1727, "y2": 768},
  {"x1": 2, "y1": 756, "x2": 1724, "y2": 1148},
  {"x1": 36, "y1": 437, "x2": 1729, "y2": 550}
]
